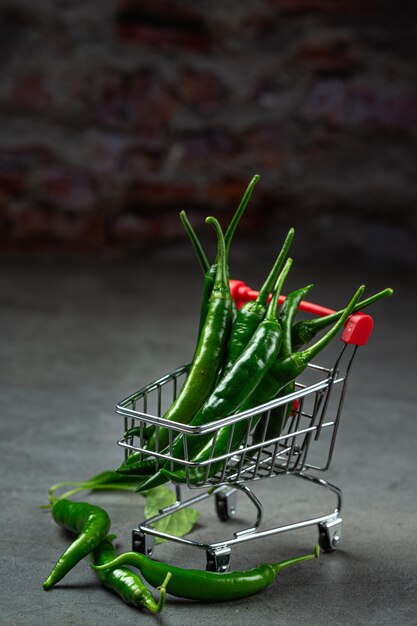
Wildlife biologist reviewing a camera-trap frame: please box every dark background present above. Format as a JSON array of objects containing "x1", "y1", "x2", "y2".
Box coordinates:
[
  {"x1": 0, "y1": 0, "x2": 416, "y2": 266},
  {"x1": 1, "y1": 3, "x2": 417, "y2": 625}
]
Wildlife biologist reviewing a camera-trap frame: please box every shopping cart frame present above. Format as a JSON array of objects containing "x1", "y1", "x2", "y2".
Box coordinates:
[{"x1": 116, "y1": 280, "x2": 374, "y2": 571}]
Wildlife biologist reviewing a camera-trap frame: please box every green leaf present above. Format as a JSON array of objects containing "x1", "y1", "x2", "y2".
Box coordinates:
[{"x1": 144, "y1": 486, "x2": 200, "y2": 544}]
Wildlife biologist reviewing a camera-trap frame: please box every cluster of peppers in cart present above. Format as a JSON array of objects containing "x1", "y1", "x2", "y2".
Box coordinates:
[{"x1": 43, "y1": 175, "x2": 393, "y2": 613}]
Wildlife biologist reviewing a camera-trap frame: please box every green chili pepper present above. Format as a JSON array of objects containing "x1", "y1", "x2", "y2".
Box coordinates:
[
  {"x1": 91, "y1": 537, "x2": 171, "y2": 613},
  {"x1": 142, "y1": 216, "x2": 233, "y2": 455},
  {"x1": 194, "y1": 174, "x2": 260, "y2": 338},
  {"x1": 92, "y1": 545, "x2": 319, "y2": 602},
  {"x1": 43, "y1": 499, "x2": 111, "y2": 589},
  {"x1": 221, "y1": 227, "x2": 295, "y2": 378},
  {"x1": 123, "y1": 177, "x2": 260, "y2": 449},
  {"x1": 116, "y1": 459, "x2": 159, "y2": 477},
  {"x1": 291, "y1": 287, "x2": 393, "y2": 351},
  {"x1": 253, "y1": 283, "x2": 314, "y2": 444},
  {"x1": 137, "y1": 258, "x2": 293, "y2": 492},
  {"x1": 179, "y1": 208, "x2": 218, "y2": 340},
  {"x1": 179, "y1": 210, "x2": 215, "y2": 342}
]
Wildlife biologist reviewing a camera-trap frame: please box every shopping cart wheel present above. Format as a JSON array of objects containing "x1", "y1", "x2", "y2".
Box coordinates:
[
  {"x1": 132, "y1": 529, "x2": 155, "y2": 557},
  {"x1": 206, "y1": 546, "x2": 231, "y2": 572},
  {"x1": 318, "y1": 518, "x2": 342, "y2": 552},
  {"x1": 215, "y1": 488, "x2": 237, "y2": 522}
]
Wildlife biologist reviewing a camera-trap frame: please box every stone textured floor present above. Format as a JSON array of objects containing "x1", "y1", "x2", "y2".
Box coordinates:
[{"x1": 1, "y1": 242, "x2": 416, "y2": 625}]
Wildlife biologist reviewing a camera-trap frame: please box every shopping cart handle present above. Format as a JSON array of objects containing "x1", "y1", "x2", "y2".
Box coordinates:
[
  {"x1": 341, "y1": 313, "x2": 373, "y2": 346},
  {"x1": 229, "y1": 279, "x2": 333, "y2": 314},
  {"x1": 229, "y1": 279, "x2": 374, "y2": 346},
  {"x1": 229, "y1": 280, "x2": 257, "y2": 309}
]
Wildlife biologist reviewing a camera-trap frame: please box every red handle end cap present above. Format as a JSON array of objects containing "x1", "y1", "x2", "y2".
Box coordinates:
[{"x1": 342, "y1": 313, "x2": 373, "y2": 346}]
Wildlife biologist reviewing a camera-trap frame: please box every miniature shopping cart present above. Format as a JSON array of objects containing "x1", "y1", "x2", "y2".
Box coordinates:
[{"x1": 116, "y1": 279, "x2": 373, "y2": 572}]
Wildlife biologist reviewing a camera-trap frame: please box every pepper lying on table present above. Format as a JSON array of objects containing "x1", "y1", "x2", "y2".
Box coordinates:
[
  {"x1": 92, "y1": 545, "x2": 320, "y2": 602},
  {"x1": 43, "y1": 499, "x2": 171, "y2": 613}
]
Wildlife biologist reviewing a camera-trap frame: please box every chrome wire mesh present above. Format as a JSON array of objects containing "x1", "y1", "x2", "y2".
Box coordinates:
[{"x1": 116, "y1": 344, "x2": 357, "y2": 489}]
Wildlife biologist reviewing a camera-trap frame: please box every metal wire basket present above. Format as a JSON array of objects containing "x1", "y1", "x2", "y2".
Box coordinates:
[{"x1": 115, "y1": 280, "x2": 374, "y2": 571}]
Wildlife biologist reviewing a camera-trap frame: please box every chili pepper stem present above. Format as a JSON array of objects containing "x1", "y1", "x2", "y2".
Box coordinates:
[
  {"x1": 257, "y1": 228, "x2": 295, "y2": 306},
  {"x1": 48, "y1": 481, "x2": 145, "y2": 504},
  {"x1": 48, "y1": 487, "x2": 81, "y2": 503},
  {"x1": 224, "y1": 174, "x2": 259, "y2": 256},
  {"x1": 271, "y1": 545, "x2": 320, "y2": 575},
  {"x1": 48, "y1": 471, "x2": 135, "y2": 499},
  {"x1": 300, "y1": 285, "x2": 365, "y2": 363},
  {"x1": 205, "y1": 217, "x2": 229, "y2": 291},
  {"x1": 68, "y1": 483, "x2": 142, "y2": 501},
  {"x1": 180, "y1": 211, "x2": 210, "y2": 274},
  {"x1": 48, "y1": 481, "x2": 83, "y2": 497},
  {"x1": 151, "y1": 571, "x2": 172, "y2": 614},
  {"x1": 265, "y1": 258, "x2": 293, "y2": 321}
]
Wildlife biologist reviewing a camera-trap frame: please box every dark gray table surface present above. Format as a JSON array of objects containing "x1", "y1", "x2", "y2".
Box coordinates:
[{"x1": 1, "y1": 242, "x2": 416, "y2": 625}]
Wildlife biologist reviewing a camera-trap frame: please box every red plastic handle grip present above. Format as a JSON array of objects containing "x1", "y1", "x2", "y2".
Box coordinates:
[
  {"x1": 229, "y1": 279, "x2": 373, "y2": 346},
  {"x1": 341, "y1": 313, "x2": 373, "y2": 346}
]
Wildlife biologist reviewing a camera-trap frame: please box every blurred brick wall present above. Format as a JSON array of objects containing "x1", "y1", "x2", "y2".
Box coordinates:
[{"x1": 0, "y1": 1, "x2": 416, "y2": 262}]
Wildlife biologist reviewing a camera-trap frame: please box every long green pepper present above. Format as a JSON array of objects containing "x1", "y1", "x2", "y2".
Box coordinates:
[
  {"x1": 122, "y1": 188, "x2": 257, "y2": 454},
  {"x1": 194, "y1": 174, "x2": 260, "y2": 338},
  {"x1": 91, "y1": 537, "x2": 171, "y2": 613},
  {"x1": 43, "y1": 499, "x2": 111, "y2": 589},
  {"x1": 143, "y1": 216, "x2": 233, "y2": 454},
  {"x1": 122, "y1": 176, "x2": 259, "y2": 458},
  {"x1": 137, "y1": 258, "x2": 293, "y2": 492},
  {"x1": 92, "y1": 545, "x2": 319, "y2": 602},
  {"x1": 125, "y1": 180, "x2": 261, "y2": 454},
  {"x1": 122, "y1": 185, "x2": 262, "y2": 464}
]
